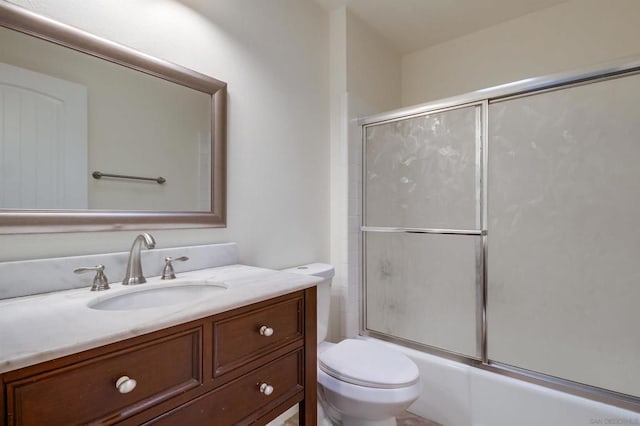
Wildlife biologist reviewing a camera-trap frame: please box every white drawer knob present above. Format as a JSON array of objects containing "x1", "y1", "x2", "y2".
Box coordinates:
[
  {"x1": 259, "y1": 325, "x2": 274, "y2": 337},
  {"x1": 259, "y1": 382, "x2": 274, "y2": 395},
  {"x1": 115, "y1": 376, "x2": 137, "y2": 394}
]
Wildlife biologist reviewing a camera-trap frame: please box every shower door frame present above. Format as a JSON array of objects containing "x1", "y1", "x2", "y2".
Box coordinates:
[{"x1": 359, "y1": 56, "x2": 640, "y2": 413}]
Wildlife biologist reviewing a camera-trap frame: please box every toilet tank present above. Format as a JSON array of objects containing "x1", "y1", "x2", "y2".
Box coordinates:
[{"x1": 282, "y1": 263, "x2": 334, "y2": 344}]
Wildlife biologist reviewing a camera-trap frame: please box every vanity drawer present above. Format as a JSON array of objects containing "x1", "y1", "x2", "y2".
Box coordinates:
[
  {"x1": 149, "y1": 349, "x2": 302, "y2": 426},
  {"x1": 213, "y1": 294, "x2": 303, "y2": 376},
  {"x1": 5, "y1": 327, "x2": 202, "y2": 426}
]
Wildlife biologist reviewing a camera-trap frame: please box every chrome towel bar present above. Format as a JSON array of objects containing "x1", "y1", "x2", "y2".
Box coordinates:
[{"x1": 92, "y1": 171, "x2": 166, "y2": 184}]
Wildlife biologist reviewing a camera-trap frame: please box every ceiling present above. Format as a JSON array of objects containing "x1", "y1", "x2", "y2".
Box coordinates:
[{"x1": 315, "y1": 0, "x2": 568, "y2": 54}]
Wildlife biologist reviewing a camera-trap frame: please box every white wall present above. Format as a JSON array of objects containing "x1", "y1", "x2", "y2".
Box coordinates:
[
  {"x1": 346, "y1": 11, "x2": 401, "y2": 113},
  {"x1": 402, "y1": 0, "x2": 640, "y2": 105},
  {"x1": 0, "y1": 0, "x2": 329, "y2": 270},
  {"x1": 328, "y1": 7, "x2": 401, "y2": 341},
  {"x1": 343, "y1": 11, "x2": 402, "y2": 340},
  {"x1": 328, "y1": 7, "x2": 348, "y2": 342}
]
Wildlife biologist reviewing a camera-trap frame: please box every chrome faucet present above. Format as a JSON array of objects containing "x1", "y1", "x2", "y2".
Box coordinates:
[
  {"x1": 161, "y1": 256, "x2": 189, "y2": 280},
  {"x1": 122, "y1": 233, "x2": 156, "y2": 285},
  {"x1": 74, "y1": 264, "x2": 110, "y2": 291}
]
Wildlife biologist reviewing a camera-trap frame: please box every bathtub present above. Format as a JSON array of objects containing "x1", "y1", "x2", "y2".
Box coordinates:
[{"x1": 359, "y1": 336, "x2": 640, "y2": 426}]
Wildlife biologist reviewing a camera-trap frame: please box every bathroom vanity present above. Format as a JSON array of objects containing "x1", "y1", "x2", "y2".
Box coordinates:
[{"x1": 0, "y1": 260, "x2": 318, "y2": 425}]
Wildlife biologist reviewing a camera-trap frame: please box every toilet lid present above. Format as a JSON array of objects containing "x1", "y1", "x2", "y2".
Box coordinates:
[{"x1": 318, "y1": 339, "x2": 419, "y2": 389}]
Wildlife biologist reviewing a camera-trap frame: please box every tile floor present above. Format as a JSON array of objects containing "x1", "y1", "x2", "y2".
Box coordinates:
[
  {"x1": 283, "y1": 411, "x2": 441, "y2": 426},
  {"x1": 396, "y1": 411, "x2": 442, "y2": 426}
]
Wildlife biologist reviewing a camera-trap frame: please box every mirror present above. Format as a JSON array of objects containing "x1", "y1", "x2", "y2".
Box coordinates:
[{"x1": 0, "y1": 3, "x2": 226, "y2": 233}]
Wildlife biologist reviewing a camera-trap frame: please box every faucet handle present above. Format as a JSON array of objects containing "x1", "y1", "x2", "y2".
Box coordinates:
[
  {"x1": 161, "y1": 256, "x2": 189, "y2": 280},
  {"x1": 74, "y1": 264, "x2": 110, "y2": 291}
]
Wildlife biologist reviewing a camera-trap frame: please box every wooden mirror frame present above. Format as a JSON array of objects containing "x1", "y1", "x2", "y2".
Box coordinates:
[{"x1": 0, "y1": 2, "x2": 227, "y2": 234}]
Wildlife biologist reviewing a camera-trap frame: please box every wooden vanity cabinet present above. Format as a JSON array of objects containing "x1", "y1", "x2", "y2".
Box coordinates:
[{"x1": 1, "y1": 287, "x2": 317, "y2": 426}]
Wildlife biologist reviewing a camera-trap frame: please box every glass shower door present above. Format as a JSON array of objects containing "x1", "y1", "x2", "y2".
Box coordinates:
[
  {"x1": 487, "y1": 73, "x2": 640, "y2": 397},
  {"x1": 363, "y1": 104, "x2": 483, "y2": 358}
]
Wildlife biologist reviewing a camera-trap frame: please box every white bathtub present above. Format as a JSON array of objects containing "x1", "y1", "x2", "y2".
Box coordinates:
[{"x1": 359, "y1": 337, "x2": 640, "y2": 426}]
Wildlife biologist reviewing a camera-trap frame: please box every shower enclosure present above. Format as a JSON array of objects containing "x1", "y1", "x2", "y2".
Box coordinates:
[{"x1": 360, "y1": 59, "x2": 640, "y2": 411}]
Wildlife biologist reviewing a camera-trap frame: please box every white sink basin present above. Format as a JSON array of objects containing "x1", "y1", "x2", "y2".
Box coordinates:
[{"x1": 88, "y1": 283, "x2": 227, "y2": 311}]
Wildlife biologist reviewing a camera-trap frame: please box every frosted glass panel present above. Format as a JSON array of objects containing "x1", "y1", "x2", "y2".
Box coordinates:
[
  {"x1": 487, "y1": 73, "x2": 640, "y2": 397},
  {"x1": 365, "y1": 106, "x2": 479, "y2": 229},
  {"x1": 366, "y1": 232, "x2": 479, "y2": 357}
]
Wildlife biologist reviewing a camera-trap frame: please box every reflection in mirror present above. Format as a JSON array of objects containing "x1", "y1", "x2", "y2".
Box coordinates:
[
  {"x1": 0, "y1": 26, "x2": 212, "y2": 212},
  {"x1": 0, "y1": 2, "x2": 226, "y2": 233}
]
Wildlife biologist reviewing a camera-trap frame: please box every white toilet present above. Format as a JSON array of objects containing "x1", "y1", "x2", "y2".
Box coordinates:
[{"x1": 284, "y1": 263, "x2": 421, "y2": 426}]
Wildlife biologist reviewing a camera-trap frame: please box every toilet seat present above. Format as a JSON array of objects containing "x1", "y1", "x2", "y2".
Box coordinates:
[
  {"x1": 318, "y1": 339, "x2": 419, "y2": 389},
  {"x1": 317, "y1": 368, "x2": 422, "y2": 407}
]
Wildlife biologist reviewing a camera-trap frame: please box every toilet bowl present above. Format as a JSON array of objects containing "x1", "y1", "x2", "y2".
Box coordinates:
[{"x1": 283, "y1": 264, "x2": 421, "y2": 426}]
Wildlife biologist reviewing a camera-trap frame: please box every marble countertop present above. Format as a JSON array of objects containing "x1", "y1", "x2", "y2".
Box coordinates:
[{"x1": 0, "y1": 264, "x2": 320, "y2": 374}]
